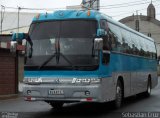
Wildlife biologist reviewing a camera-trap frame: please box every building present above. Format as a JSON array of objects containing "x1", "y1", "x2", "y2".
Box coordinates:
[
  {"x1": 0, "y1": 12, "x2": 36, "y2": 34},
  {"x1": 0, "y1": 11, "x2": 36, "y2": 94},
  {"x1": 66, "y1": 5, "x2": 83, "y2": 10},
  {"x1": 0, "y1": 34, "x2": 24, "y2": 96},
  {"x1": 119, "y1": 2, "x2": 160, "y2": 56}
]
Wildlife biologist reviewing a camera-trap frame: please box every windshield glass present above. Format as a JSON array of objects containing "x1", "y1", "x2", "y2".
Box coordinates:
[{"x1": 25, "y1": 20, "x2": 99, "y2": 71}]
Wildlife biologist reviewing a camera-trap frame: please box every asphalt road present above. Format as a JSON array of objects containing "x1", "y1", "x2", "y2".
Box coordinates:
[{"x1": 0, "y1": 78, "x2": 160, "y2": 118}]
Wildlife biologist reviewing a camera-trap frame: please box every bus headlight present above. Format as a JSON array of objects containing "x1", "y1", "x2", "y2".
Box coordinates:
[
  {"x1": 23, "y1": 77, "x2": 42, "y2": 84},
  {"x1": 72, "y1": 78, "x2": 101, "y2": 84}
]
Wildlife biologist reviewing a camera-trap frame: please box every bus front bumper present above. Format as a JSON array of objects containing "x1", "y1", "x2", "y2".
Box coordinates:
[{"x1": 23, "y1": 84, "x2": 102, "y2": 102}]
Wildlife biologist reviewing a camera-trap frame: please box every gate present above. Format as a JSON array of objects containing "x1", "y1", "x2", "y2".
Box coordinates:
[
  {"x1": 0, "y1": 49, "x2": 18, "y2": 95},
  {"x1": 0, "y1": 35, "x2": 24, "y2": 96}
]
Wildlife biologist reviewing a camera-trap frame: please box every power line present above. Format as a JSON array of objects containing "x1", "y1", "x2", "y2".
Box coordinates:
[
  {"x1": 111, "y1": 4, "x2": 160, "y2": 17},
  {"x1": 0, "y1": 0, "x2": 160, "y2": 23},
  {"x1": 101, "y1": 1, "x2": 157, "y2": 9},
  {"x1": 0, "y1": 0, "x2": 158, "y2": 12},
  {"x1": 0, "y1": 6, "x2": 65, "y2": 11},
  {"x1": 101, "y1": 0, "x2": 148, "y2": 7},
  {"x1": 1, "y1": 25, "x2": 29, "y2": 33}
]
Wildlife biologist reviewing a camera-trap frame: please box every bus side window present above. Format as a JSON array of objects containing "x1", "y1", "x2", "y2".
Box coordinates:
[
  {"x1": 102, "y1": 35, "x2": 111, "y2": 65},
  {"x1": 100, "y1": 19, "x2": 108, "y2": 31},
  {"x1": 109, "y1": 31, "x2": 117, "y2": 51},
  {"x1": 107, "y1": 23, "x2": 122, "y2": 53},
  {"x1": 120, "y1": 28, "x2": 132, "y2": 54},
  {"x1": 103, "y1": 35, "x2": 111, "y2": 50}
]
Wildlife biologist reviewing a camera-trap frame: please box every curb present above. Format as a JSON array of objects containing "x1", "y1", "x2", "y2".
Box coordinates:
[{"x1": 0, "y1": 94, "x2": 19, "y2": 100}]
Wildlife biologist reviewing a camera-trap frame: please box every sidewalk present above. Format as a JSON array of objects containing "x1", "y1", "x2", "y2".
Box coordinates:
[
  {"x1": 0, "y1": 94, "x2": 19, "y2": 100},
  {"x1": 0, "y1": 82, "x2": 24, "y2": 100}
]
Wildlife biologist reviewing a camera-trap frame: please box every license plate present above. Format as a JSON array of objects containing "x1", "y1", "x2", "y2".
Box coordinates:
[{"x1": 48, "y1": 89, "x2": 64, "y2": 95}]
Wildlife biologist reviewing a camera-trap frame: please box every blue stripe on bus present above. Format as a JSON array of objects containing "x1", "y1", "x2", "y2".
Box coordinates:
[
  {"x1": 24, "y1": 52, "x2": 157, "y2": 78},
  {"x1": 109, "y1": 52, "x2": 157, "y2": 72}
]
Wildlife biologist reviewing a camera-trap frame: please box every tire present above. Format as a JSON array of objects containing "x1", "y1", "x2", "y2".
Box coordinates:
[
  {"x1": 114, "y1": 80, "x2": 123, "y2": 108},
  {"x1": 143, "y1": 79, "x2": 151, "y2": 97},
  {"x1": 50, "y1": 102, "x2": 64, "y2": 110}
]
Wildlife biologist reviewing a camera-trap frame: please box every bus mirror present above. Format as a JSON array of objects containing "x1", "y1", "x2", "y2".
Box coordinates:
[
  {"x1": 10, "y1": 41, "x2": 17, "y2": 52},
  {"x1": 12, "y1": 33, "x2": 26, "y2": 41},
  {"x1": 157, "y1": 56, "x2": 160, "y2": 64},
  {"x1": 94, "y1": 38, "x2": 103, "y2": 50},
  {"x1": 97, "y1": 29, "x2": 107, "y2": 37}
]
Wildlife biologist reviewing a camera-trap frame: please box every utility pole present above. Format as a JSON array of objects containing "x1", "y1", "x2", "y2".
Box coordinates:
[
  {"x1": 135, "y1": 10, "x2": 140, "y2": 32},
  {"x1": 17, "y1": 7, "x2": 21, "y2": 34},
  {"x1": 1, "y1": 6, "x2": 2, "y2": 34},
  {"x1": 82, "y1": 0, "x2": 100, "y2": 11},
  {"x1": 1, "y1": 5, "x2": 5, "y2": 34},
  {"x1": 93, "y1": 0, "x2": 100, "y2": 11}
]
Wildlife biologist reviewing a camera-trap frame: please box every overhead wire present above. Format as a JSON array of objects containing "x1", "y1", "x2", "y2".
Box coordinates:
[
  {"x1": 0, "y1": 0, "x2": 159, "y2": 23},
  {"x1": 100, "y1": 0, "x2": 148, "y2": 7},
  {"x1": 101, "y1": 1, "x2": 157, "y2": 9},
  {"x1": 0, "y1": 0, "x2": 158, "y2": 12},
  {"x1": 0, "y1": 0, "x2": 159, "y2": 28},
  {"x1": 112, "y1": 3, "x2": 160, "y2": 18}
]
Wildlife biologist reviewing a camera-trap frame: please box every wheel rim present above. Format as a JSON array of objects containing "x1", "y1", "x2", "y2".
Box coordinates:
[
  {"x1": 116, "y1": 85, "x2": 122, "y2": 105},
  {"x1": 148, "y1": 82, "x2": 151, "y2": 94}
]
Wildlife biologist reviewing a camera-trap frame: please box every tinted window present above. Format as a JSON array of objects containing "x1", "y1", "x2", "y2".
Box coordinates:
[
  {"x1": 106, "y1": 22, "x2": 157, "y2": 59},
  {"x1": 60, "y1": 20, "x2": 97, "y2": 38},
  {"x1": 120, "y1": 28, "x2": 132, "y2": 54},
  {"x1": 100, "y1": 19, "x2": 108, "y2": 31},
  {"x1": 130, "y1": 34, "x2": 141, "y2": 55},
  {"x1": 26, "y1": 20, "x2": 99, "y2": 70},
  {"x1": 29, "y1": 20, "x2": 97, "y2": 39},
  {"x1": 108, "y1": 23, "x2": 122, "y2": 52}
]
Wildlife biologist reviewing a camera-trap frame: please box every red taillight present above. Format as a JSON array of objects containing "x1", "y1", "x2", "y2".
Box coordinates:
[
  {"x1": 86, "y1": 98, "x2": 93, "y2": 101},
  {"x1": 25, "y1": 96, "x2": 36, "y2": 101},
  {"x1": 25, "y1": 96, "x2": 32, "y2": 101}
]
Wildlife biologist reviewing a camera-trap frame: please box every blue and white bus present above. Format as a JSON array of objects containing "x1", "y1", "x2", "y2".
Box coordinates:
[{"x1": 12, "y1": 10, "x2": 158, "y2": 109}]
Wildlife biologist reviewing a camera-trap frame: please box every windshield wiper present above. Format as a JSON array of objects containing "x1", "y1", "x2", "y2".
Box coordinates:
[
  {"x1": 39, "y1": 53, "x2": 56, "y2": 70},
  {"x1": 38, "y1": 52, "x2": 76, "y2": 70},
  {"x1": 59, "y1": 53, "x2": 76, "y2": 70}
]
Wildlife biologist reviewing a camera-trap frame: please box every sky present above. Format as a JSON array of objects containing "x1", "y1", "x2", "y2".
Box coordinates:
[{"x1": 0, "y1": 0, "x2": 160, "y2": 21}]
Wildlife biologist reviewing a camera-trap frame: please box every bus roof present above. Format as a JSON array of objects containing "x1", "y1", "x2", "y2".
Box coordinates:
[{"x1": 33, "y1": 10, "x2": 101, "y2": 21}]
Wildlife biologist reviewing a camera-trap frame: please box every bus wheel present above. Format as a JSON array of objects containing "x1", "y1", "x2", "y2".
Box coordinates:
[
  {"x1": 114, "y1": 80, "x2": 123, "y2": 108},
  {"x1": 144, "y1": 79, "x2": 151, "y2": 97},
  {"x1": 50, "y1": 102, "x2": 64, "y2": 110}
]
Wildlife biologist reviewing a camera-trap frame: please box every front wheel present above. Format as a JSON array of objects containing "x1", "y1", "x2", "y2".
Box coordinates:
[
  {"x1": 50, "y1": 102, "x2": 64, "y2": 109},
  {"x1": 114, "y1": 80, "x2": 123, "y2": 108}
]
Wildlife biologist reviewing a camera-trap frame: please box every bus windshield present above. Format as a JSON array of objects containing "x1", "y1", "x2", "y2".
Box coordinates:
[{"x1": 25, "y1": 20, "x2": 99, "y2": 71}]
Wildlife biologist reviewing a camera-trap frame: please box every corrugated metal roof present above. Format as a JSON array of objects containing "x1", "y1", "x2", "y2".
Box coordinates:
[{"x1": 0, "y1": 34, "x2": 12, "y2": 42}]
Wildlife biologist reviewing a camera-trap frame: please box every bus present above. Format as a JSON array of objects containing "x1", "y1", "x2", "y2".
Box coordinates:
[{"x1": 12, "y1": 10, "x2": 158, "y2": 109}]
